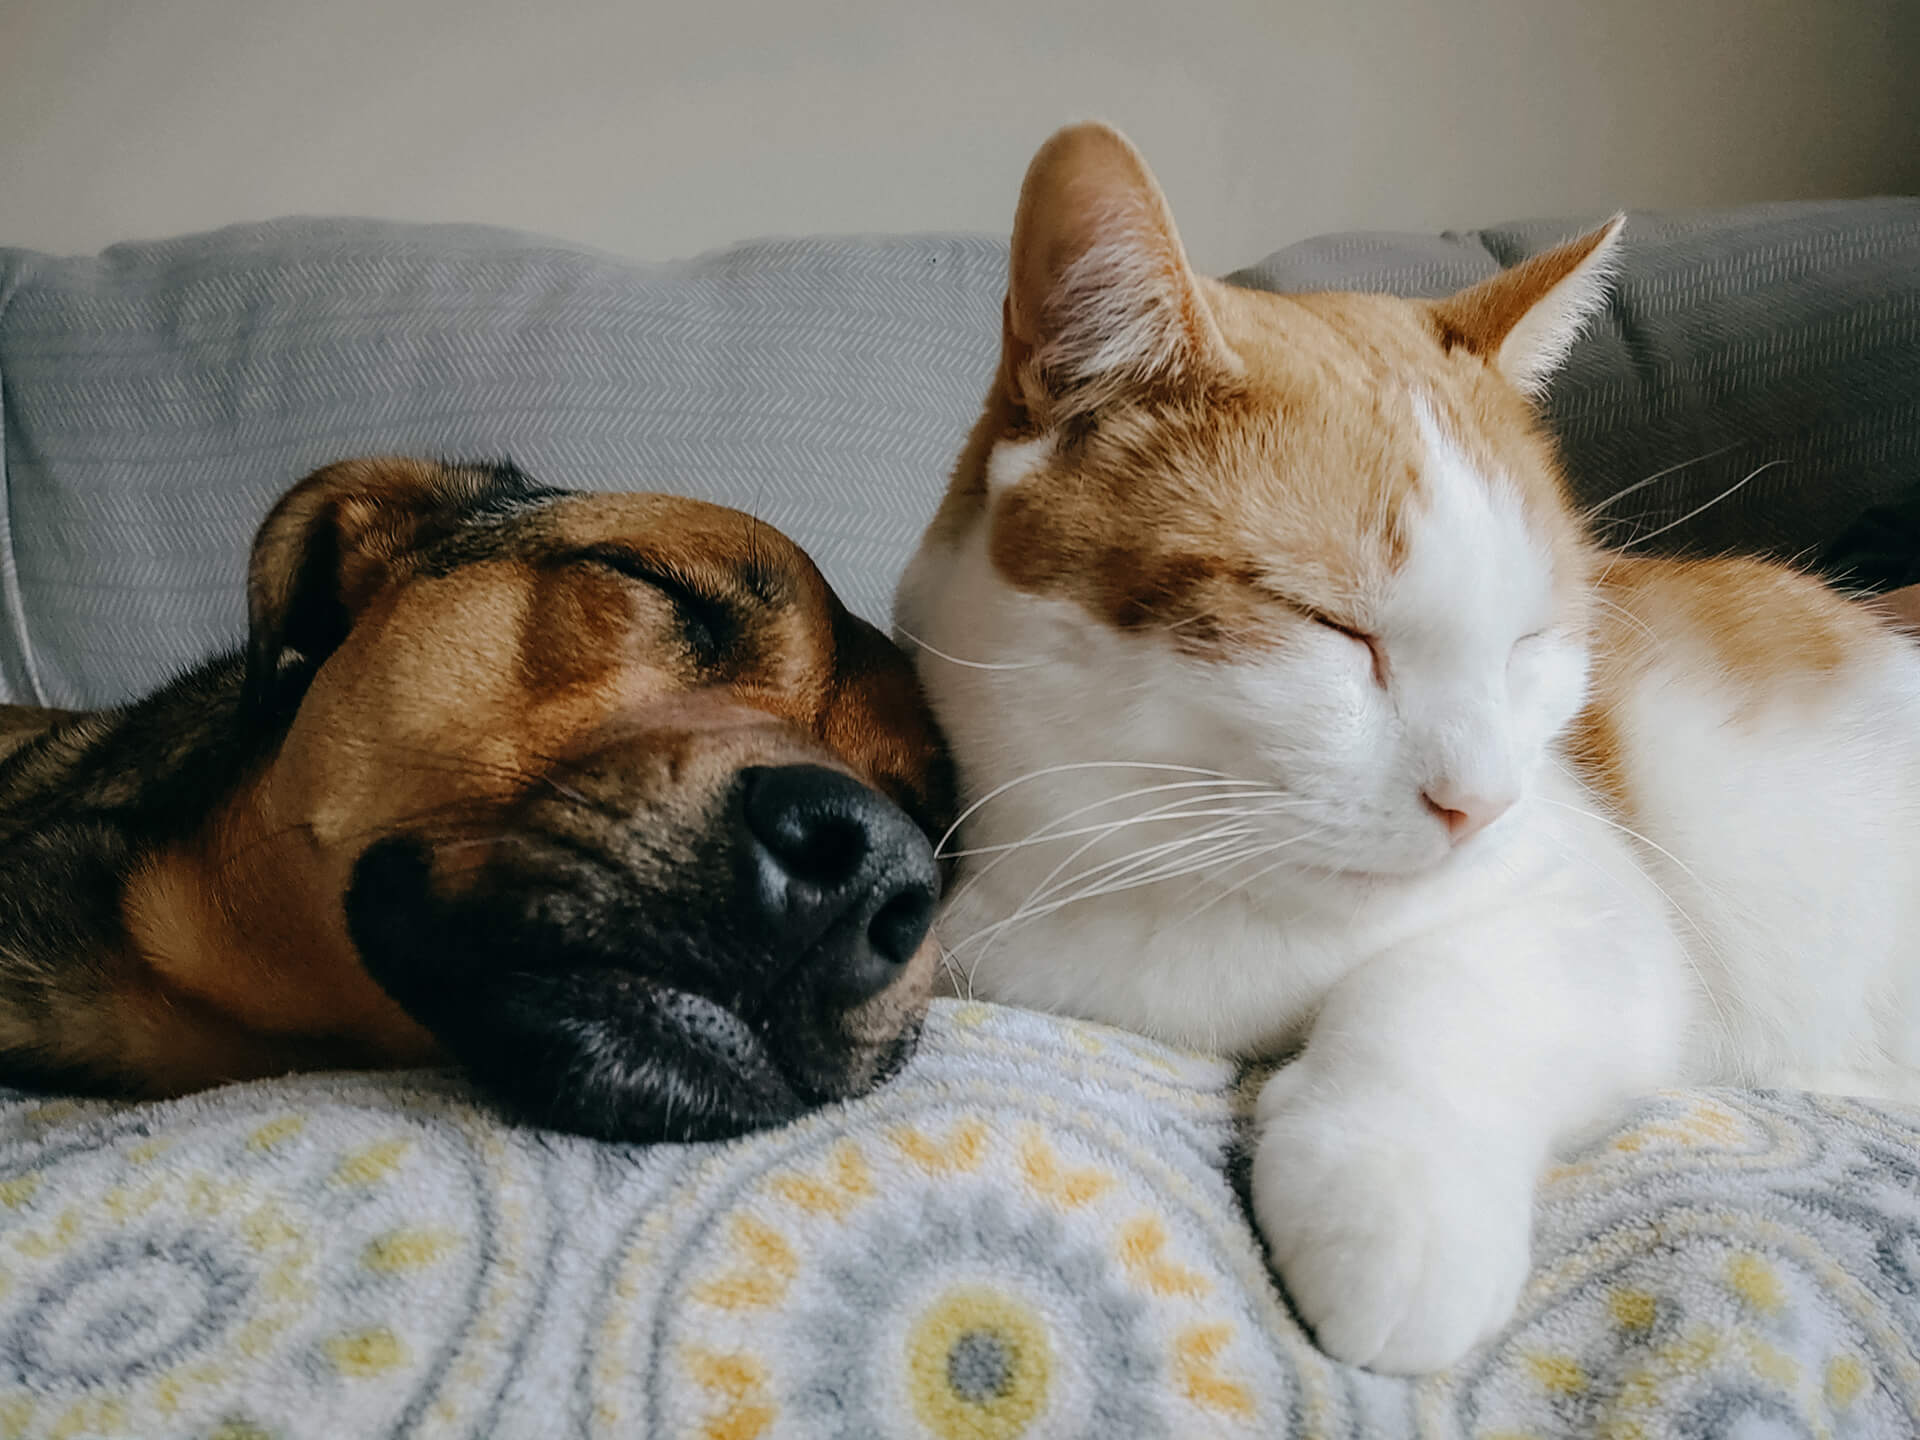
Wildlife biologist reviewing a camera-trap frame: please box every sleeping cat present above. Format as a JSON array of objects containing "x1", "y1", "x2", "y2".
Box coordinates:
[{"x1": 894, "y1": 122, "x2": 1920, "y2": 1375}]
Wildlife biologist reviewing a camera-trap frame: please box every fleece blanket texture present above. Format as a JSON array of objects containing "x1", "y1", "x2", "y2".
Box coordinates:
[{"x1": 1, "y1": 999, "x2": 1915, "y2": 1439}]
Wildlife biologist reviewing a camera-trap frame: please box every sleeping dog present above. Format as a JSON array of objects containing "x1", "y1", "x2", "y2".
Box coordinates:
[{"x1": 0, "y1": 457, "x2": 952, "y2": 1142}]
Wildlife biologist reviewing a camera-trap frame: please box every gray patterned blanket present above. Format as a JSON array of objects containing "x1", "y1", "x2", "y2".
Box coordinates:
[{"x1": 2, "y1": 1000, "x2": 1914, "y2": 1438}]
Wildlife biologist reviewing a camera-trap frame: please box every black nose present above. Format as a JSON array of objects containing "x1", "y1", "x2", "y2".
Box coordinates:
[{"x1": 738, "y1": 764, "x2": 939, "y2": 1002}]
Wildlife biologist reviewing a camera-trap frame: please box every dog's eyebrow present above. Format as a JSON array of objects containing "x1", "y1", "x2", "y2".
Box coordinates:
[
  {"x1": 563, "y1": 543, "x2": 740, "y2": 664},
  {"x1": 559, "y1": 543, "x2": 710, "y2": 592},
  {"x1": 737, "y1": 556, "x2": 780, "y2": 605},
  {"x1": 563, "y1": 543, "x2": 779, "y2": 608}
]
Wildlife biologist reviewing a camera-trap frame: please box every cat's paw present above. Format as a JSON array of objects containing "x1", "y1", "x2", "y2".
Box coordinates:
[{"x1": 1251, "y1": 1076, "x2": 1535, "y2": 1374}]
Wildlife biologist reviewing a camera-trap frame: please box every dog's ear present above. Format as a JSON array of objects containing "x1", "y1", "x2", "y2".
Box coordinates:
[{"x1": 243, "y1": 457, "x2": 541, "y2": 717}]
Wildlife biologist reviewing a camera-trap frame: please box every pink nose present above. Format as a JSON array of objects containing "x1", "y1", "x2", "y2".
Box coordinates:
[{"x1": 1423, "y1": 783, "x2": 1515, "y2": 845}]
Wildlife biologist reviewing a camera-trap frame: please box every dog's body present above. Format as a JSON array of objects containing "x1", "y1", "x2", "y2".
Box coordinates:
[
  {"x1": 0, "y1": 656, "x2": 439, "y2": 1096},
  {"x1": 0, "y1": 458, "x2": 952, "y2": 1142}
]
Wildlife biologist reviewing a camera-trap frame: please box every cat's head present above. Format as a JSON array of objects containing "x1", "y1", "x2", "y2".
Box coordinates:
[{"x1": 896, "y1": 123, "x2": 1619, "y2": 880}]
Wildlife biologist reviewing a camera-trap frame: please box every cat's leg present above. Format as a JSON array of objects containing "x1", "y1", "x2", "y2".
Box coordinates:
[{"x1": 1250, "y1": 903, "x2": 1687, "y2": 1374}]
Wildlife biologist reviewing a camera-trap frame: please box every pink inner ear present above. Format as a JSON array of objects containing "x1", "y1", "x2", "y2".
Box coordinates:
[{"x1": 1002, "y1": 123, "x2": 1237, "y2": 422}]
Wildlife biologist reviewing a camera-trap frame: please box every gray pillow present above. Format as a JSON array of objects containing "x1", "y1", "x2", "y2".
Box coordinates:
[
  {"x1": 1232, "y1": 199, "x2": 1920, "y2": 567},
  {"x1": 0, "y1": 222, "x2": 1006, "y2": 707},
  {"x1": 3, "y1": 200, "x2": 1916, "y2": 709}
]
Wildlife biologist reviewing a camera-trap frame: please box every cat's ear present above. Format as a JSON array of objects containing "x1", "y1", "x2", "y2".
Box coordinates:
[
  {"x1": 1431, "y1": 216, "x2": 1625, "y2": 398},
  {"x1": 1002, "y1": 122, "x2": 1239, "y2": 425}
]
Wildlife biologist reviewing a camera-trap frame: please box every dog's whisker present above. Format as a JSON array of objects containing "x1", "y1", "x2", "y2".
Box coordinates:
[
  {"x1": 329, "y1": 737, "x2": 636, "y2": 825},
  {"x1": 321, "y1": 736, "x2": 606, "y2": 811},
  {"x1": 203, "y1": 796, "x2": 498, "y2": 880}
]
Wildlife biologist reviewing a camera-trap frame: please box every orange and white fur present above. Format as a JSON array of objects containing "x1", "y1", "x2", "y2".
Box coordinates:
[{"x1": 895, "y1": 123, "x2": 1920, "y2": 1375}]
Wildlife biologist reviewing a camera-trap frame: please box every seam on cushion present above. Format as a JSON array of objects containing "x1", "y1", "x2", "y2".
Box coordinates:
[
  {"x1": 0, "y1": 257, "x2": 49, "y2": 705},
  {"x1": 1473, "y1": 228, "x2": 1525, "y2": 267}
]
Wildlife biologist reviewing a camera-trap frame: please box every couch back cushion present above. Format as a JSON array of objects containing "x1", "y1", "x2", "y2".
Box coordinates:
[{"x1": 1, "y1": 201, "x2": 1915, "y2": 707}]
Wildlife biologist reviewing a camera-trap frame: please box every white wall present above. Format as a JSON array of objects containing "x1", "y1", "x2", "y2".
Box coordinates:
[{"x1": 3, "y1": 0, "x2": 1915, "y2": 272}]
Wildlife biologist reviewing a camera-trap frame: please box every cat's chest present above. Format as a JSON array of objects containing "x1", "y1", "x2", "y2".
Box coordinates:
[{"x1": 941, "y1": 870, "x2": 1399, "y2": 1056}]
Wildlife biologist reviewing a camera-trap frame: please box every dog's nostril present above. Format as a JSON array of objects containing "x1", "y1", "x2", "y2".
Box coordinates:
[
  {"x1": 736, "y1": 763, "x2": 940, "y2": 1002},
  {"x1": 741, "y1": 765, "x2": 883, "y2": 893},
  {"x1": 868, "y1": 884, "x2": 935, "y2": 967},
  {"x1": 756, "y1": 809, "x2": 870, "y2": 891}
]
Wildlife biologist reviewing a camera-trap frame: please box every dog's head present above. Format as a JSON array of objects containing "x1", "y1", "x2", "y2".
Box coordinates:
[{"x1": 241, "y1": 457, "x2": 953, "y2": 1141}]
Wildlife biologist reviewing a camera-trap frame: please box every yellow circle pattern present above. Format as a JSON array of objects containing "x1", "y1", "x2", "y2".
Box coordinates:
[{"x1": 905, "y1": 1286, "x2": 1052, "y2": 1439}]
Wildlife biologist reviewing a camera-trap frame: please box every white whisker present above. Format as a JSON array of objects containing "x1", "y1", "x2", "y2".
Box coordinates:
[
  {"x1": 936, "y1": 778, "x2": 1282, "y2": 860},
  {"x1": 936, "y1": 760, "x2": 1241, "y2": 857},
  {"x1": 943, "y1": 782, "x2": 1291, "y2": 911},
  {"x1": 891, "y1": 624, "x2": 1047, "y2": 672},
  {"x1": 1589, "y1": 592, "x2": 1661, "y2": 647},
  {"x1": 1617, "y1": 460, "x2": 1787, "y2": 550},
  {"x1": 939, "y1": 798, "x2": 1298, "y2": 860},
  {"x1": 1010, "y1": 816, "x2": 1262, "y2": 923},
  {"x1": 949, "y1": 830, "x2": 1281, "y2": 974},
  {"x1": 1579, "y1": 443, "x2": 1741, "y2": 524},
  {"x1": 1174, "y1": 832, "x2": 1329, "y2": 925},
  {"x1": 1021, "y1": 822, "x2": 1270, "y2": 911},
  {"x1": 1531, "y1": 801, "x2": 1738, "y2": 1055}
]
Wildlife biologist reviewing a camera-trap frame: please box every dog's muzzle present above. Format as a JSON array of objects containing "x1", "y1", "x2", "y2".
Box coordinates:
[{"x1": 341, "y1": 762, "x2": 940, "y2": 1144}]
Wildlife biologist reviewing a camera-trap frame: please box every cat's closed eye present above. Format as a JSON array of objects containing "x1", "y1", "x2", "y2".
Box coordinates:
[{"x1": 1310, "y1": 613, "x2": 1387, "y2": 685}]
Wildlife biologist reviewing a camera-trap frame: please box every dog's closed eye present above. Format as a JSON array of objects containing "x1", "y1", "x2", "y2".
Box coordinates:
[{"x1": 569, "y1": 545, "x2": 740, "y2": 666}]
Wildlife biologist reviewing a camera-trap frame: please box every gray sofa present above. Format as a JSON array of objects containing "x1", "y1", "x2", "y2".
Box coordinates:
[{"x1": 0, "y1": 202, "x2": 1916, "y2": 1439}]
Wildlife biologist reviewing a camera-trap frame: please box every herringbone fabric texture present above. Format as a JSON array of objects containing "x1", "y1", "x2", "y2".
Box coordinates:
[
  {"x1": 1, "y1": 202, "x2": 1917, "y2": 709},
  {"x1": 0, "y1": 222, "x2": 1006, "y2": 706},
  {"x1": 1231, "y1": 199, "x2": 1920, "y2": 568}
]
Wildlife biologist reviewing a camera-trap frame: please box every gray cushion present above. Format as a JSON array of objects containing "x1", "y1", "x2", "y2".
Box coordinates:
[
  {"x1": 0, "y1": 223, "x2": 1006, "y2": 707},
  {"x1": 3, "y1": 201, "x2": 1917, "y2": 708},
  {"x1": 1231, "y1": 200, "x2": 1920, "y2": 566}
]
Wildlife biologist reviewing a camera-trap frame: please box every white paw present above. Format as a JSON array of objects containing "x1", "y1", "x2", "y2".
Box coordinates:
[{"x1": 1252, "y1": 1074, "x2": 1536, "y2": 1374}]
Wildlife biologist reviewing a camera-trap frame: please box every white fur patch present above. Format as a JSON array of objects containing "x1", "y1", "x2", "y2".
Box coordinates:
[
  {"x1": 983, "y1": 434, "x2": 1054, "y2": 493},
  {"x1": 1383, "y1": 401, "x2": 1575, "y2": 813}
]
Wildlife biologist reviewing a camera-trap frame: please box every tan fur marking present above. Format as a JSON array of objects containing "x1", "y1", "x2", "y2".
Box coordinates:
[
  {"x1": 1561, "y1": 702, "x2": 1632, "y2": 813},
  {"x1": 1591, "y1": 555, "x2": 1877, "y2": 700},
  {"x1": 964, "y1": 271, "x2": 1588, "y2": 655},
  {"x1": 124, "y1": 839, "x2": 439, "y2": 1090},
  {"x1": 1430, "y1": 224, "x2": 1617, "y2": 364}
]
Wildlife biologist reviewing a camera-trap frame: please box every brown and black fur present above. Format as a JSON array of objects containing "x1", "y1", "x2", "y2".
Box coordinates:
[{"x1": 0, "y1": 458, "x2": 953, "y2": 1142}]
